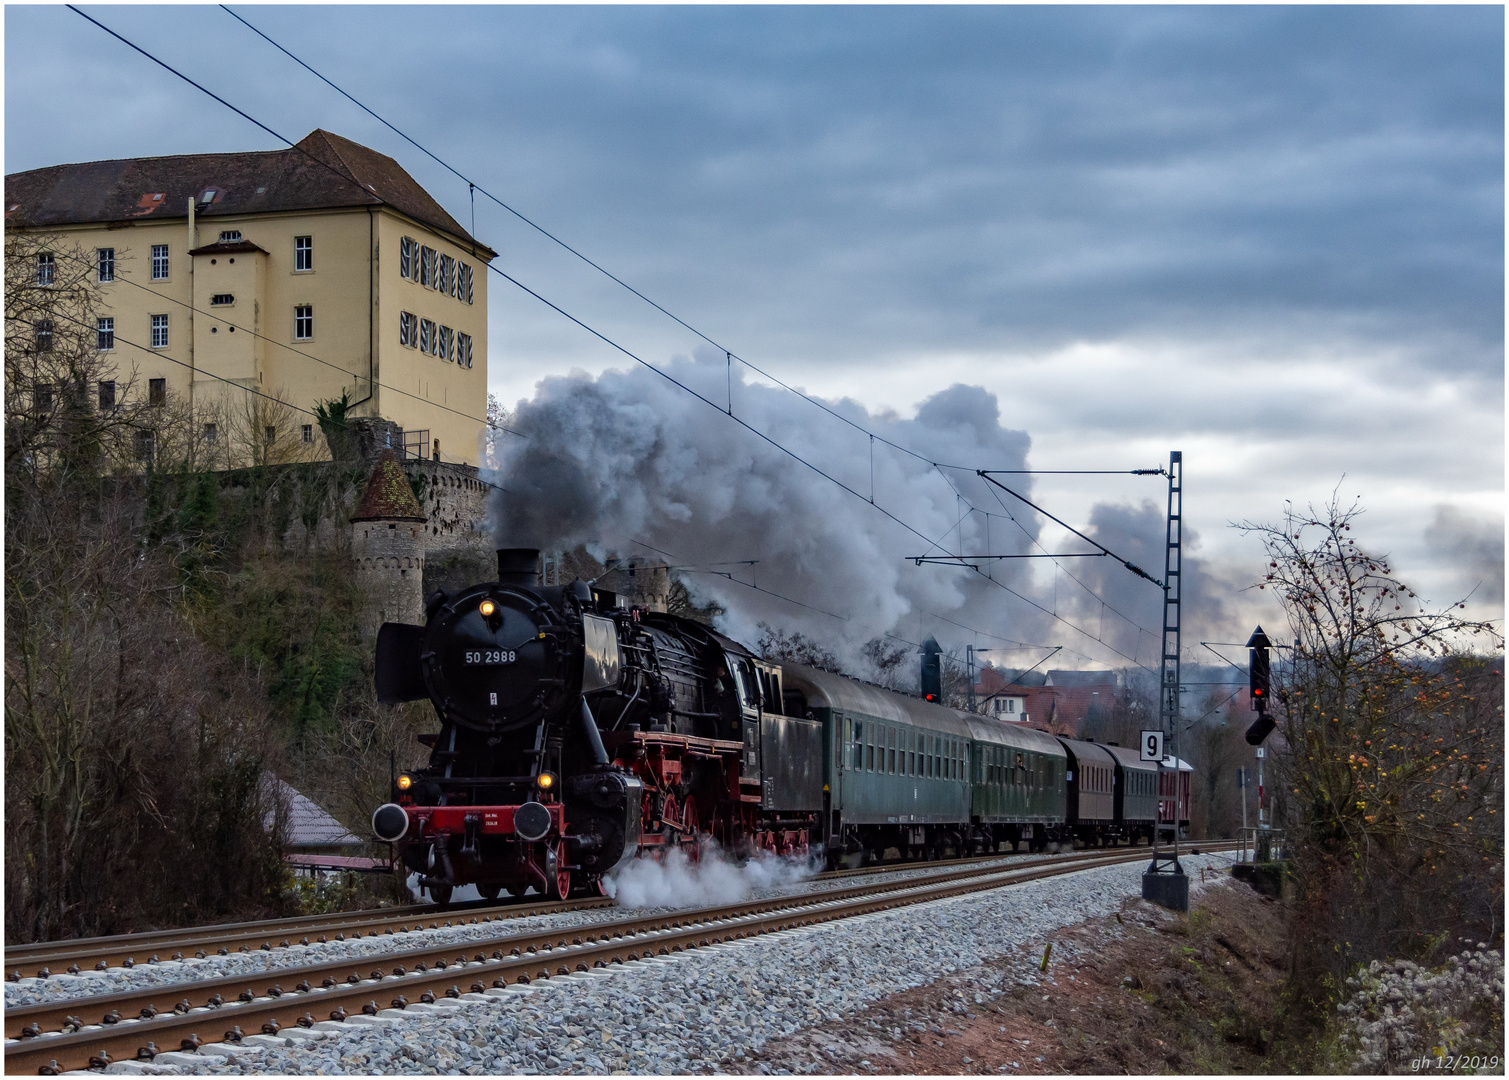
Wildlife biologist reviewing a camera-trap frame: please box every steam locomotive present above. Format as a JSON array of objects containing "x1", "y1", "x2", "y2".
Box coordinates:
[{"x1": 370, "y1": 548, "x2": 1191, "y2": 903}]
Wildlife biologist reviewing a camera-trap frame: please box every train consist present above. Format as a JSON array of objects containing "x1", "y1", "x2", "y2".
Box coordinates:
[{"x1": 370, "y1": 548, "x2": 1192, "y2": 902}]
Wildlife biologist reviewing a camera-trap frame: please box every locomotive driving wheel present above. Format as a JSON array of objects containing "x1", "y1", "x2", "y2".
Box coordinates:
[{"x1": 545, "y1": 840, "x2": 571, "y2": 900}]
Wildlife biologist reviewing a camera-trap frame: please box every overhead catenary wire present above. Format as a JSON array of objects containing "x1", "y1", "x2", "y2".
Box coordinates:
[{"x1": 68, "y1": 4, "x2": 1169, "y2": 672}]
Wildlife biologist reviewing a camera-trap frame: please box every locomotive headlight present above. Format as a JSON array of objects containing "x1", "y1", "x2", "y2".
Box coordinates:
[
  {"x1": 536, "y1": 771, "x2": 556, "y2": 791},
  {"x1": 478, "y1": 599, "x2": 497, "y2": 617},
  {"x1": 397, "y1": 773, "x2": 414, "y2": 791}
]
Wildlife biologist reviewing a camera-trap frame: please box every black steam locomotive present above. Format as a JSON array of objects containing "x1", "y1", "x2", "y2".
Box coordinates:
[
  {"x1": 370, "y1": 548, "x2": 1192, "y2": 903},
  {"x1": 370, "y1": 548, "x2": 823, "y2": 902}
]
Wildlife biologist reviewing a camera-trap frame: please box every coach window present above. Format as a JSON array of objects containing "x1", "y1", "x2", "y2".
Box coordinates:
[
  {"x1": 866, "y1": 728, "x2": 875, "y2": 772},
  {"x1": 888, "y1": 728, "x2": 897, "y2": 774}
]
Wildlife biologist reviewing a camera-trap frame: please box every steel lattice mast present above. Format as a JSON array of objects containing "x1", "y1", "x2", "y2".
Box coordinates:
[{"x1": 1159, "y1": 450, "x2": 1183, "y2": 854}]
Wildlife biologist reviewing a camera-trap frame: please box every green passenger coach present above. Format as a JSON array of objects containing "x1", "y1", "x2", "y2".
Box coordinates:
[{"x1": 782, "y1": 664, "x2": 1072, "y2": 863}]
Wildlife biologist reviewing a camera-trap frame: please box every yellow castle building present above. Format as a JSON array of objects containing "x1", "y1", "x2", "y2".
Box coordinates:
[{"x1": 5, "y1": 129, "x2": 494, "y2": 466}]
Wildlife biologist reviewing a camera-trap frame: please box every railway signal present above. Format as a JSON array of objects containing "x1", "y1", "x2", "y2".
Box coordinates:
[
  {"x1": 1245, "y1": 626, "x2": 1276, "y2": 746},
  {"x1": 921, "y1": 637, "x2": 942, "y2": 702}
]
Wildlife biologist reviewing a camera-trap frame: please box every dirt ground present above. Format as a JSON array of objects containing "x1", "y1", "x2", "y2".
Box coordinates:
[{"x1": 726, "y1": 869, "x2": 1288, "y2": 1076}]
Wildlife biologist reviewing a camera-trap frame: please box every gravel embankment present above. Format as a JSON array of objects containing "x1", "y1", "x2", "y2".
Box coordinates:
[
  {"x1": 84, "y1": 852, "x2": 1236, "y2": 1076},
  {"x1": 6, "y1": 852, "x2": 1063, "y2": 1011}
]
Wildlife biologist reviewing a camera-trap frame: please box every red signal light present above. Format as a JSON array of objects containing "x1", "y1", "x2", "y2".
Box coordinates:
[{"x1": 925, "y1": 693, "x2": 937, "y2": 702}]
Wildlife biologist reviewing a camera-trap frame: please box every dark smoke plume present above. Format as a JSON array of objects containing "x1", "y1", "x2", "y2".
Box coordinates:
[{"x1": 485, "y1": 349, "x2": 1047, "y2": 663}]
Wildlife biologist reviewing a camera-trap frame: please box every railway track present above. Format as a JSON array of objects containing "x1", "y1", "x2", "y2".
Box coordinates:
[
  {"x1": 4, "y1": 844, "x2": 1132, "y2": 980},
  {"x1": 4, "y1": 843, "x2": 1233, "y2": 1075}
]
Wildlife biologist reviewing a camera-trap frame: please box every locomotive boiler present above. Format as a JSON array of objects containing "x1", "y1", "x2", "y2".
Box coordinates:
[{"x1": 369, "y1": 548, "x2": 824, "y2": 902}]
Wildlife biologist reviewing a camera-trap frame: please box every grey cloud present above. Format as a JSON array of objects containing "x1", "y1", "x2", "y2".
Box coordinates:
[
  {"x1": 1424, "y1": 505, "x2": 1505, "y2": 607},
  {"x1": 6, "y1": 6, "x2": 1501, "y2": 373}
]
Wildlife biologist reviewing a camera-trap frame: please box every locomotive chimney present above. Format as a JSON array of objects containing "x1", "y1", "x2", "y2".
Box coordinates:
[{"x1": 497, "y1": 547, "x2": 541, "y2": 586}]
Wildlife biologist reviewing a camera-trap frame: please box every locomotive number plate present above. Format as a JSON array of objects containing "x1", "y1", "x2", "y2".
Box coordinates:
[{"x1": 463, "y1": 649, "x2": 517, "y2": 665}]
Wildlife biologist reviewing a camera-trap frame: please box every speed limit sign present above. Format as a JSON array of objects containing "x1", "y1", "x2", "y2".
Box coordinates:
[{"x1": 1140, "y1": 730, "x2": 1165, "y2": 762}]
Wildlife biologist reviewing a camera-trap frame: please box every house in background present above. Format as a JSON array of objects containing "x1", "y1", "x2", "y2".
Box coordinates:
[{"x1": 6, "y1": 130, "x2": 494, "y2": 466}]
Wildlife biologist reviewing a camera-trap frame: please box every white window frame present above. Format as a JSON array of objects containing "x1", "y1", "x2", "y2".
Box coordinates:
[
  {"x1": 36, "y1": 252, "x2": 55, "y2": 286},
  {"x1": 437, "y1": 325, "x2": 453, "y2": 362},
  {"x1": 204, "y1": 422, "x2": 217, "y2": 445},
  {"x1": 97, "y1": 317, "x2": 115, "y2": 352},
  {"x1": 301, "y1": 423, "x2": 314, "y2": 444},
  {"x1": 399, "y1": 311, "x2": 417, "y2": 348},
  {"x1": 459, "y1": 263, "x2": 473, "y2": 304},
  {"x1": 400, "y1": 236, "x2": 416, "y2": 280},
  {"x1": 218, "y1": 230, "x2": 243, "y2": 243},
  {"x1": 294, "y1": 235, "x2": 313, "y2": 272},
  {"x1": 419, "y1": 246, "x2": 434, "y2": 288},
  {"x1": 97, "y1": 248, "x2": 115, "y2": 283},
  {"x1": 457, "y1": 331, "x2": 473, "y2": 369},
  {"x1": 418, "y1": 317, "x2": 434, "y2": 354},
  {"x1": 294, "y1": 305, "x2": 313, "y2": 341},
  {"x1": 438, "y1": 254, "x2": 453, "y2": 296},
  {"x1": 151, "y1": 245, "x2": 169, "y2": 280},
  {"x1": 150, "y1": 313, "x2": 168, "y2": 349}
]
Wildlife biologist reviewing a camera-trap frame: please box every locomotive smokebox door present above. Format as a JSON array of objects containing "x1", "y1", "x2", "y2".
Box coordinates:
[{"x1": 581, "y1": 615, "x2": 621, "y2": 693}]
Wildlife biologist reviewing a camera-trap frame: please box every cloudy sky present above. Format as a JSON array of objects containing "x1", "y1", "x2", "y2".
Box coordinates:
[{"x1": 7, "y1": 5, "x2": 1502, "y2": 667}]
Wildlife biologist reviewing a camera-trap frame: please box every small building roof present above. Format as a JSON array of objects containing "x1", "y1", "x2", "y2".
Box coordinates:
[
  {"x1": 188, "y1": 239, "x2": 268, "y2": 256},
  {"x1": 262, "y1": 776, "x2": 361, "y2": 847},
  {"x1": 351, "y1": 450, "x2": 427, "y2": 523},
  {"x1": 5, "y1": 129, "x2": 496, "y2": 258}
]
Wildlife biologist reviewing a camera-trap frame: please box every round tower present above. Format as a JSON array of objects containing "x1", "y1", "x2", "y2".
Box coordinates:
[{"x1": 350, "y1": 450, "x2": 429, "y2": 636}]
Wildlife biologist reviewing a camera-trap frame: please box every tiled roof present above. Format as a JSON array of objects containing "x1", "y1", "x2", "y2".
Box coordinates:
[
  {"x1": 5, "y1": 129, "x2": 495, "y2": 258},
  {"x1": 351, "y1": 450, "x2": 427, "y2": 522}
]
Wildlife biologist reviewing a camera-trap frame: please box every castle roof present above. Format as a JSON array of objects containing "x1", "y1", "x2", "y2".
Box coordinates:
[
  {"x1": 6, "y1": 129, "x2": 496, "y2": 258},
  {"x1": 351, "y1": 451, "x2": 427, "y2": 523}
]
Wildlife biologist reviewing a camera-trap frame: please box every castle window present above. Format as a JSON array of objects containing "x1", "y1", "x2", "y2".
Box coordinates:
[
  {"x1": 456, "y1": 331, "x2": 473, "y2": 368},
  {"x1": 35, "y1": 319, "x2": 53, "y2": 352},
  {"x1": 399, "y1": 311, "x2": 417, "y2": 347},
  {"x1": 294, "y1": 304, "x2": 313, "y2": 341},
  {"x1": 210, "y1": 293, "x2": 234, "y2": 306},
  {"x1": 204, "y1": 422, "x2": 217, "y2": 444},
  {"x1": 294, "y1": 235, "x2": 312, "y2": 271},
  {"x1": 302, "y1": 423, "x2": 313, "y2": 443},
  {"x1": 400, "y1": 236, "x2": 416, "y2": 279},
  {"x1": 36, "y1": 252, "x2": 55, "y2": 286},
  {"x1": 418, "y1": 318, "x2": 434, "y2": 354},
  {"x1": 419, "y1": 246, "x2": 434, "y2": 288},
  {"x1": 150, "y1": 313, "x2": 168, "y2": 348},
  {"x1": 149, "y1": 378, "x2": 166, "y2": 406},
  {"x1": 458, "y1": 263, "x2": 473, "y2": 303},
  {"x1": 264, "y1": 425, "x2": 276, "y2": 446},
  {"x1": 437, "y1": 325, "x2": 453, "y2": 362},
  {"x1": 151, "y1": 245, "x2": 169, "y2": 280},
  {"x1": 97, "y1": 248, "x2": 115, "y2": 282},
  {"x1": 98, "y1": 380, "x2": 116, "y2": 410},
  {"x1": 218, "y1": 230, "x2": 242, "y2": 243},
  {"x1": 33, "y1": 383, "x2": 53, "y2": 412},
  {"x1": 134, "y1": 429, "x2": 155, "y2": 463},
  {"x1": 437, "y1": 254, "x2": 453, "y2": 295}
]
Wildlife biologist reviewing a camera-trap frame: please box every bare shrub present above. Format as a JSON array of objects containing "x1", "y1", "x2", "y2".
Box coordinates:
[{"x1": 4, "y1": 481, "x2": 286, "y2": 941}]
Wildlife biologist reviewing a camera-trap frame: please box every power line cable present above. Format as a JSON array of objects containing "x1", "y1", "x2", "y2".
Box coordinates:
[{"x1": 70, "y1": 5, "x2": 1165, "y2": 671}]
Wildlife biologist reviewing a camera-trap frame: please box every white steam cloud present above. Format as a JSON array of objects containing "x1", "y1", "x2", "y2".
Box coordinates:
[
  {"x1": 485, "y1": 348, "x2": 1047, "y2": 662},
  {"x1": 601, "y1": 843, "x2": 815, "y2": 909}
]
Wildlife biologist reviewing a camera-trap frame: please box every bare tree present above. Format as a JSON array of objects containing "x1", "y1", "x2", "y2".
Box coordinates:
[
  {"x1": 4, "y1": 232, "x2": 149, "y2": 480},
  {"x1": 1237, "y1": 494, "x2": 1503, "y2": 1005}
]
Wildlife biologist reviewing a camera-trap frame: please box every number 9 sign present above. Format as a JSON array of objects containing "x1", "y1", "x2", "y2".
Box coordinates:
[{"x1": 1140, "y1": 729, "x2": 1165, "y2": 762}]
